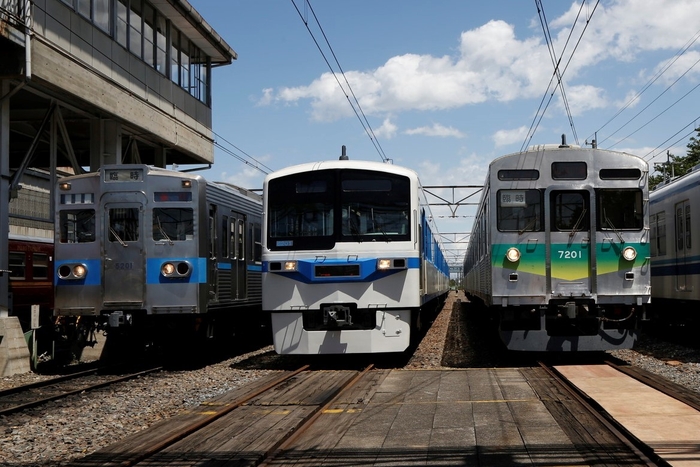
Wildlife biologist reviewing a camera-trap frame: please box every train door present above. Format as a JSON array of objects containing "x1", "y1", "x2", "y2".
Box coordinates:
[
  {"x1": 674, "y1": 200, "x2": 691, "y2": 291},
  {"x1": 548, "y1": 190, "x2": 592, "y2": 297},
  {"x1": 103, "y1": 199, "x2": 145, "y2": 306},
  {"x1": 230, "y1": 212, "x2": 247, "y2": 300}
]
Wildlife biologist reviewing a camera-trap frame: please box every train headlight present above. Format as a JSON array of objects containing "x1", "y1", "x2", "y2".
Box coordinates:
[
  {"x1": 622, "y1": 246, "x2": 637, "y2": 261},
  {"x1": 73, "y1": 264, "x2": 86, "y2": 278},
  {"x1": 377, "y1": 259, "x2": 392, "y2": 270},
  {"x1": 161, "y1": 262, "x2": 176, "y2": 276},
  {"x1": 283, "y1": 261, "x2": 297, "y2": 272},
  {"x1": 505, "y1": 247, "x2": 521, "y2": 263},
  {"x1": 58, "y1": 263, "x2": 88, "y2": 280}
]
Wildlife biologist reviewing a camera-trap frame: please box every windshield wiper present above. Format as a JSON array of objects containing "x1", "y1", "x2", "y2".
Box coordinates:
[
  {"x1": 156, "y1": 216, "x2": 174, "y2": 245},
  {"x1": 604, "y1": 209, "x2": 625, "y2": 243},
  {"x1": 518, "y1": 217, "x2": 536, "y2": 235},
  {"x1": 569, "y1": 208, "x2": 588, "y2": 238},
  {"x1": 109, "y1": 227, "x2": 128, "y2": 247}
]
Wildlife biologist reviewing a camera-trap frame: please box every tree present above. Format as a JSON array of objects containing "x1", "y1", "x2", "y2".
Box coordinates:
[{"x1": 649, "y1": 127, "x2": 700, "y2": 190}]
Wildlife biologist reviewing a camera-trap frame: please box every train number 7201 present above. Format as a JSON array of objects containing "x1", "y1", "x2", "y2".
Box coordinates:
[{"x1": 557, "y1": 250, "x2": 583, "y2": 259}]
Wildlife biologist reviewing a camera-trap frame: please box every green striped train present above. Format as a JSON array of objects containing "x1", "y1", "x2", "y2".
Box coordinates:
[{"x1": 463, "y1": 139, "x2": 650, "y2": 351}]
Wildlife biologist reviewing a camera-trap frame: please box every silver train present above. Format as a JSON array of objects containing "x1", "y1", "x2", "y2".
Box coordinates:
[
  {"x1": 649, "y1": 164, "x2": 700, "y2": 323},
  {"x1": 53, "y1": 164, "x2": 264, "y2": 349},
  {"x1": 262, "y1": 158, "x2": 450, "y2": 354},
  {"x1": 462, "y1": 143, "x2": 650, "y2": 351}
]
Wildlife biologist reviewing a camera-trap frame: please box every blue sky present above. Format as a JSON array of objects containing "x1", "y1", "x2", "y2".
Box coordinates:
[{"x1": 189, "y1": 0, "x2": 700, "y2": 269}]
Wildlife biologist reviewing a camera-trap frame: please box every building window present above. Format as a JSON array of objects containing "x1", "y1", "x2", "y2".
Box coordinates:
[
  {"x1": 94, "y1": 0, "x2": 110, "y2": 32},
  {"x1": 170, "y1": 28, "x2": 180, "y2": 85},
  {"x1": 116, "y1": 0, "x2": 128, "y2": 48},
  {"x1": 129, "y1": 0, "x2": 143, "y2": 58},
  {"x1": 77, "y1": 0, "x2": 91, "y2": 18},
  {"x1": 143, "y1": 3, "x2": 155, "y2": 67},
  {"x1": 156, "y1": 15, "x2": 167, "y2": 75}
]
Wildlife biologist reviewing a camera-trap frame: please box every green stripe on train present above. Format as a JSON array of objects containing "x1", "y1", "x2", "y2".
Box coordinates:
[{"x1": 491, "y1": 241, "x2": 649, "y2": 280}]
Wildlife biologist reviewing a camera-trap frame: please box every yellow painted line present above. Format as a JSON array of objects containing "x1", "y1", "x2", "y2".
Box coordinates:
[{"x1": 322, "y1": 408, "x2": 362, "y2": 414}]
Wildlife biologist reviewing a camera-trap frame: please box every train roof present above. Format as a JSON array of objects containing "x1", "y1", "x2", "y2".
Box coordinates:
[
  {"x1": 650, "y1": 163, "x2": 700, "y2": 199},
  {"x1": 490, "y1": 145, "x2": 647, "y2": 169},
  {"x1": 264, "y1": 159, "x2": 420, "y2": 182}
]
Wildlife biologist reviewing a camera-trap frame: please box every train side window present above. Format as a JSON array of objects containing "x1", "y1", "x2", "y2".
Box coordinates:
[
  {"x1": 650, "y1": 214, "x2": 657, "y2": 256},
  {"x1": 109, "y1": 208, "x2": 139, "y2": 242},
  {"x1": 686, "y1": 205, "x2": 691, "y2": 250},
  {"x1": 597, "y1": 189, "x2": 643, "y2": 230},
  {"x1": 33, "y1": 253, "x2": 49, "y2": 280},
  {"x1": 253, "y1": 223, "x2": 262, "y2": 263},
  {"x1": 8, "y1": 252, "x2": 26, "y2": 280},
  {"x1": 222, "y1": 216, "x2": 229, "y2": 258},
  {"x1": 59, "y1": 209, "x2": 95, "y2": 243},
  {"x1": 237, "y1": 219, "x2": 245, "y2": 260},
  {"x1": 676, "y1": 206, "x2": 684, "y2": 252},
  {"x1": 234, "y1": 219, "x2": 238, "y2": 259},
  {"x1": 497, "y1": 189, "x2": 542, "y2": 232},
  {"x1": 153, "y1": 208, "x2": 193, "y2": 241},
  {"x1": 657, "y1": 211, "x2": 667, "y2": 256}
]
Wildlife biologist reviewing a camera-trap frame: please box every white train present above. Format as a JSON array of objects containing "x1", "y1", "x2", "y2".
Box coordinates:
[
  {"x1": 649, "y1": 164, "x2": 700, "y2": 323},
  {"x1": 262, "y1": 157, "x2": 450, "y2": 354},
  {"x1": 463, "y1": 142, "x2": 650, "y2": 351}
]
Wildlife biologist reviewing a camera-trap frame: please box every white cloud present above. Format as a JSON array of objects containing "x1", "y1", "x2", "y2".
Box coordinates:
[
  {"x1": 374, "y1": 118, "x2": 398, "y2": 139},
  {"x1": 259, "y1": 0, "x2": 700, "y2": 122},
  {"x1": 256, "y1": 88, "x2": 274, "y2": 106},
  {"x1": 493, "y1": 126, "x2": 528, "y2": 147},
  {"x1": 405, "y1": 123, "x2": 465, "y2": 138},
  {"x1": 555, "y1": 85, "x2": 608, "y2": 116}
]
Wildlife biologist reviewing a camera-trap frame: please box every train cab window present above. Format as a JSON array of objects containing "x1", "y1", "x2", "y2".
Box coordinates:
[
  {"x1": 153, "y1": 208, "x2": 194, "y2": 241},
  {"x1": 33, "y1": 253, "x2": 49, "y2": 280},
  {"x1": 109, "y1": 208, "x2": 139, "y2": 242},
  {"x1": 597, "y1": 189, "x2": 643, "y2": 230},
  {"x1": 340, "y1": 172, "x2": 410, "y2": 241},
  {"x1": 497, "y1": 189, "x2": 542, "y2": 232},
  {"x1": 268, "y1": 173, "x2": 335, "y2": 243},
  {"x1": 552, "y1": 192, "x2": 589, "y2": 231},
  {"x1": 8, "y1": 252, "x2": 26, "y2": 280},
  {"x1": 59, "y1": 209, "x2": 95, "y2": 243},
  {"x1": 552, "y1": 162, "x2": 587, "y2": 180}
]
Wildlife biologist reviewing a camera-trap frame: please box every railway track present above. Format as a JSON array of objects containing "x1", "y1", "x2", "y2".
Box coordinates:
[
  {"x1": 540, "y1": 360, "x2": 700, "y2": 467},
  {"x1": 538, "y1": 361, "x2": 663, "y2": 466},
  {"x1": 77, "y1": 364, "x2": 376, "y2": 467},
  {"x1": 0, "y1": 365, "x2": 163, "y2": 416}
]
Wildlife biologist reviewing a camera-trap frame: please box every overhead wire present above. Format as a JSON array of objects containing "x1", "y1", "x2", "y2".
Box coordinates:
[
  {"x1": 213, "y1": 131, "x2": 272, "y2": 175},
  {"x1": 521, "y1": 0, "x2": 599, "y2": 151},
  {"x1": 290, "y1": 0, "x2": 390, "y2": 163},
  {"x1": 590, "y1": 27, "x2": 700, "y2": 146},
  {"x1": 642, "y1": 116, "x2": 700, "y2": 162}
]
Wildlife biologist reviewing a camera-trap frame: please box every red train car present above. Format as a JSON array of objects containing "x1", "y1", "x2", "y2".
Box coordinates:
[{"x1": 8, "y1": 235, "x2": 54, "y2": 332}]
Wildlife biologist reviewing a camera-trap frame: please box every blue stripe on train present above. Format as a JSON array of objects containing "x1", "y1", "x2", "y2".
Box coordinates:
[{"x1": 263, "y1": 257, "x2": 420, "y2": 284}]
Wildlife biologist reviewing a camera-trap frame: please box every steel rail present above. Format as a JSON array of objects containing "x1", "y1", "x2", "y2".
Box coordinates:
[
  {"x1": 537, "y1": 361, "x2": 666, "y2": 467},
  {"x1": 113, "y1": 365, "x2": 310, "y2": 467},
  {"x1": 258, "y1": 364, "x2": 375, "y2": 467},
  {"x1": 0, "y1": 366, "x2": 163, "y2": 416}
]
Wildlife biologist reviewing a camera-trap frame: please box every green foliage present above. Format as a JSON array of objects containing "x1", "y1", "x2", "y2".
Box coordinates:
[{"x1": 649, "y1": 127, "x2": 700, "y2": 191}]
